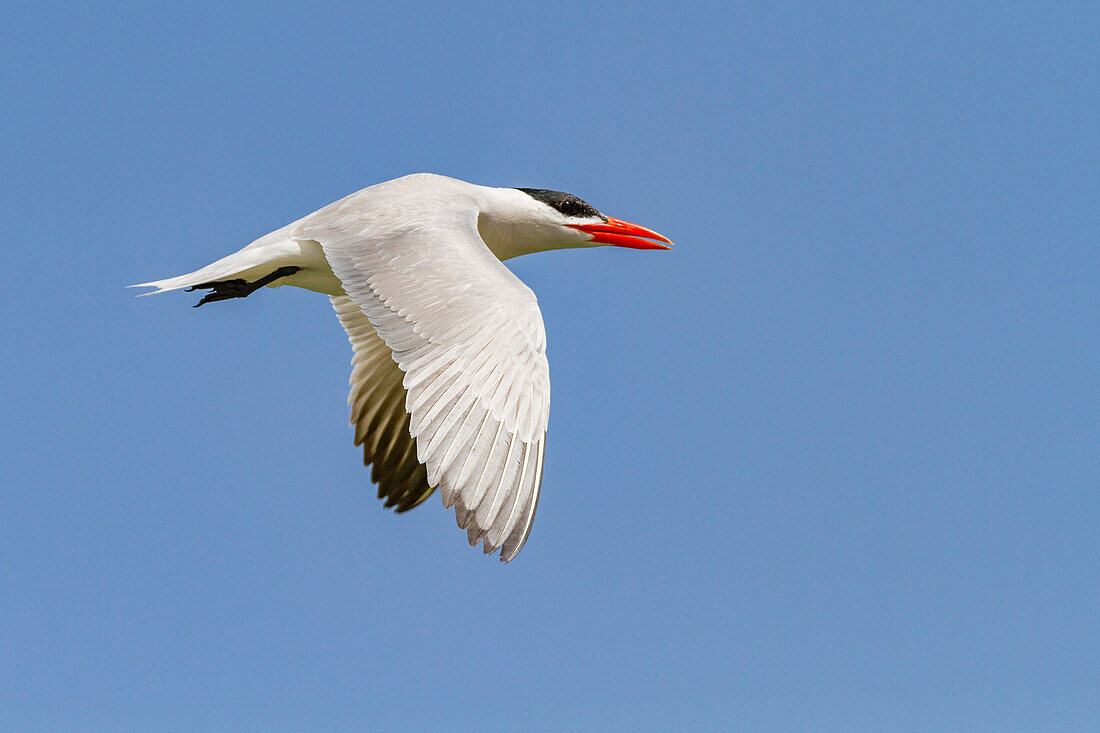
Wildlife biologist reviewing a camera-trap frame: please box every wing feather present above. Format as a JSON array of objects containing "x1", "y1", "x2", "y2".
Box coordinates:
[
  {"x1": 331, "y1": 294, "x2": 435, "y2": 513},
  {"x1": 310, "y1": 189, "x2": 548, "y2": 560}
]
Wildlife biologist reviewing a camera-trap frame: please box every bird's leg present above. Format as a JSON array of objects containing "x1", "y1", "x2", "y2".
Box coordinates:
[{"x1": 187, "y1": 266, "x2": 302, "y2": 307}]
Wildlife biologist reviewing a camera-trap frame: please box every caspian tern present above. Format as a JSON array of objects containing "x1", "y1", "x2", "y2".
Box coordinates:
[{"x1": 135, "y1": 173, "x2": 672, "y2": 561}]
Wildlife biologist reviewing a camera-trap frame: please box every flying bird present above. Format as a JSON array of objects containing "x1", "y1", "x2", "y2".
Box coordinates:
[{"x1": 135, "y1": 173, "x2": 672, "y2": 561}]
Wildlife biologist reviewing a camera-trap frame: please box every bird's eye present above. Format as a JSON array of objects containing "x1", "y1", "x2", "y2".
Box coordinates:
[{"x1": 558, "y1": 197, "x2": 593, "y2": 218}]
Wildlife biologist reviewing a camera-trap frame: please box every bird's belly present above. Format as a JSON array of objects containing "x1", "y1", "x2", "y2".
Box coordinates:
[
  {"x1": 279, "y1": 266, "x2": 345, "y2": 295},
  {"x1": 264, "y1": 238, "x2": 345, "y2": 296}
]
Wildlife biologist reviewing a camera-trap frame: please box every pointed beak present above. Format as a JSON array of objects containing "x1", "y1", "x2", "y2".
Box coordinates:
[{"x1": 569, "y1": 217, "x2": 674, "y2": 250}]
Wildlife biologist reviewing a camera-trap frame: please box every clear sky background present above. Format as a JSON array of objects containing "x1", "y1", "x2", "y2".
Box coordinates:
[{"x1": 2, "y1": 2, "x2": 1097, "y2": 730}]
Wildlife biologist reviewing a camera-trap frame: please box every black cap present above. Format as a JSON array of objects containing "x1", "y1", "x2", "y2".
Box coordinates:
[{"x1": 515, "y1": 188, "x2": 607, "y2": 221}]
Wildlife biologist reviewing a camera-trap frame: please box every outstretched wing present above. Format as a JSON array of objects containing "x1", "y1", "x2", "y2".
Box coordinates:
[{"x1": 304, "y1": 198, "x2": 549, "y2": 562}]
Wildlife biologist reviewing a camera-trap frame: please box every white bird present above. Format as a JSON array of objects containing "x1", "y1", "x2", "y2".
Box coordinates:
[{"x1": 135, "y1": 173, "x2": 672, "y2": 561}]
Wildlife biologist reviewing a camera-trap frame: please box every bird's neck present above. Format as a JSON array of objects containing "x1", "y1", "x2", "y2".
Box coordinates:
[{"x1": 475, "y1": 187, "x2": 585, "y2": 261}]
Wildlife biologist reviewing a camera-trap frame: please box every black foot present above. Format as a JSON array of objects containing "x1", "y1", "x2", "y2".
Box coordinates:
[{"x1": 187, "y1": 266, "x2": 302, "y2": 307}]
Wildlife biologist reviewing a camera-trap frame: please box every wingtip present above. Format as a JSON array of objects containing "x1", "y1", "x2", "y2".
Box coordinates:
[{"x1": 499, "y1": 537, "x2": 525, "y2": 563}]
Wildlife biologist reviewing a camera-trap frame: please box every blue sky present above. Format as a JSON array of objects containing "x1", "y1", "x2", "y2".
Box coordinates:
[{"x1": 2, "y1": 2, "x2": 1097, "y2": 730}]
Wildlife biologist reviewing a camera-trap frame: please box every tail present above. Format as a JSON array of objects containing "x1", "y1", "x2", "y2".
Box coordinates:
[{"x1": 130, "y1": 234, "x2": 297, "y2": 296}]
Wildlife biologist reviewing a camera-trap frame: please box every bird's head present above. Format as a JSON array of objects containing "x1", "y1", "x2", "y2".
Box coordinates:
[{"x1": 476, "y1": 186, "x2": 673, "y2": 260}]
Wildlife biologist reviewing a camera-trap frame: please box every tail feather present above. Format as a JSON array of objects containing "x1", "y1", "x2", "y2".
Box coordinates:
[
  {"x1": 132, "y1": 224, "x2": 338, "y2": 298},
  {"x1": 130, "y1": 243, "x2": 291, "y2": 295}
]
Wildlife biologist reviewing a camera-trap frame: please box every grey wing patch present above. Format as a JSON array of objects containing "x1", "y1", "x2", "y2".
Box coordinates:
[{"x1": 331, "y1": 295, "x2": 434, "y2": 512}]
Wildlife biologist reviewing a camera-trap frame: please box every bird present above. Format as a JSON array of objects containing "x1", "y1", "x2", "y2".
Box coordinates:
[{"x1": 134, "y1": 173, "x2": 672, "y2": 561}]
